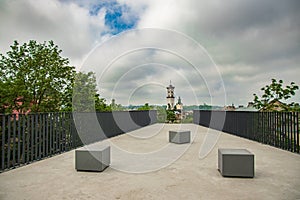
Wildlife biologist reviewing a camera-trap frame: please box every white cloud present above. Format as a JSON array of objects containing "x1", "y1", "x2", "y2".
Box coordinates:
[
  {"x1": 0, "y1": 0, "x2": 107, "y2": 67},
  {"x1": 127, "y1": 0, "x2": 300, "y2": 105},
  {"x1": 1, "y1": 0, "x2": 299, "y2": 106},
  {"x1": 80, "y1": 27, "x2": 226, "y2": 105}
]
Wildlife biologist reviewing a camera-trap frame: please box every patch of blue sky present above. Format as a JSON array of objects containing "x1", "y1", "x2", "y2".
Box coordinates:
[
  {"x1": 89, "y1": 0, "x2": 138, "y2": 35},
  {"x1": 89, "y1": 1, "x2": 111, "y2": 16}
]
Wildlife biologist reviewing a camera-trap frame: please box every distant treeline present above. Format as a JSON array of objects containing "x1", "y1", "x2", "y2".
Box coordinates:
[
  {"x1": 184, "y1": 104, "x2": 223, "y2": 111},
  {"x1": 125, "y1": 104, "x2": 222, "y2": 111}
]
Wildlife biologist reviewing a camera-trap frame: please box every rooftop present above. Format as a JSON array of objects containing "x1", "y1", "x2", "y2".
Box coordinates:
[{"x1": 0, "y1": 123, "x2": 300, "y2": 200}]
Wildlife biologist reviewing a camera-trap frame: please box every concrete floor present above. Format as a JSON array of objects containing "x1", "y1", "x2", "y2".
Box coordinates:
[{"x1": 0, "y1": 123, "x2": 300, "y2": 200}]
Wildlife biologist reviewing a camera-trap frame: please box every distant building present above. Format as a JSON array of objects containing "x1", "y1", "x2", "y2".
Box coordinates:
[
  {"x1": 166, "y1": 81, "x2": 175, "y2": 110},
  {"x1": 247, "y1": 102, "x2": 255, "y2": 108},
  {"x1": 166, "y1": 81, "x2": 184, "y2": 120},
  {"x1": 234, "y1": 102, "x2": 258, "y2": 111},
  {"x1": 260, "y1": 99, "x2": 287, "y2": 112},
  {"x1": 176, "y1": 96, "x2": 183, "y2": 111},
  {"x1": 223, "y1": 103, "x2": 236, "y2": 111},
  {"x1": 175, "y1": 96, "x2": 184, "y2": 120}
]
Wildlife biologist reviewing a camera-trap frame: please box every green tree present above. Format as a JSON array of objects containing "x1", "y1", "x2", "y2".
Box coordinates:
[
  {"x1": 138, "y1": 103, "x2": 153, "y2": 111},
  {"x1": 72, "y1": 71, "x2": 111, "y2": 112},
  {"x1": 110, "y1": 99, "x2": 124, "y2": 111},
  {"x1": 0, "y1": 40, "x2": 75, "y2": 113},
  {"x1": 95, "y1": 94, "x2": 111, "y2": 112},
  {"x1": 253, "y1": 79, "x2": 299, "y2": 111},
  {"x1": 156, "y1": 106, "x2": 167, "y2": 123},
  {"x1": 166, "y1": 110, "x2": 176, "y2": 123},
  {"x1": 198, "y1": 103, "x2": 213, "y2": 110},
  {"x1": 72, "y1": 71, "x2": 96, "y2": 112}
]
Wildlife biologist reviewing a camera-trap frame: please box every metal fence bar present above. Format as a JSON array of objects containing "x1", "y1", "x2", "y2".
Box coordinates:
[
  {"x1": 35, "y1": 114, "x2": 38, "y2": 160},
  {"x1": 194, "y1": 110, "x2": 300, "y2": 154},
  {"x1": 45, "y1": 114, "x2": 49, "y2": 157},
  {"x1": 267, "y1": 112, "x2": 270, "y2": 145},
  {"x1": 297, "y1": 112, "x2": 299, "y2": 153},
  {"x1": 272, "y1": 112, "x2": 275, "y2": 146},
  {"x1": 292, "y1": 112, "x2": 295, "y2": 152},
  {"x1": 268, "y1": 112, "x2": 271, "y2": 145},
  {"x1": 0, "y1": 111, "x2": 156, "y2": 172},
  {"x1": 271, "y1": 112, "x2": 274, "y2": 145},
  {"x1": 26, "y1": 115, "x2": 30, "y2": 163},
  {"x1": 42, "y1": 114, "x2": 45, "y2": 158},
  {"x1": 279, "y1": 113, "x2": 283, "y2": 149},
  {"x1": 38, "y1": 114, "x2": 41, "y2": 160},
  {"x1": 56, "y1": 113, "x2": 59, "y2": 153},
  {"x1": 60, "y1": 113, "x2": 63, "y2": 152},
  {"x1": 291, "y1": 112, "x2": 294, "y2": 151},
  {"x1": 62, "y1": 113, "x2": 68, "y2": 151},
  {"x1": 12, "y1": 115, "x2": 16, "y2": 168},
  {"x1": 17, "y1": 115, "x2": 21, "y2": 165},
  {"x1": 261, "y1": 112, "x2": 264, "y2": 143},
  {"x1": 286, "y1": 112, "x2": 288, "y2": 150},
  {"x1": 289, "y1": 112, "x2": 292, "y2": 151},
  {"x1": 293, "y1": 112, "x2": 296, "y2": 152},
  {"x1": 292, "y1": 113, "x2": 295, "y2": 152},
  {"x1": 70, "y1": 114, "x2": 75, "y2": 149},
  {"x1": 67, "y1": 113, "x2": 71, "y2": 151},
  {"x1": 284, "y1": 112, "x2": 287, "y2": 150},
  {"x1": 43, "y1": 114, "x2": 46, "y2": 158},
  {"x1": 282, "y1": 112, "x2": 285, "y2": 149},
  {"x1": 1, "y1": 115, "x2": 5, "y2": 170},
  {"x1": 276, "y1": 112, "x2": 279, "y2": 148},
  {"x1": 287, "y1": 113, "x2": 291, "y2": 151},
  {"x1": 278, "y1": 112, "x2": 281, "y2": 148},
  {"x1": 49, "y1": 113, "x2": 53, "y2": 155},
  {"x1": 55, "y1": 113, "x2": 59, "y2": 153},
  {"x1": 58, "y1": 113, "x2": 62, "y2": 153},
  {"x1": 30, "y1": 115, "x2": 34, "y2": 162},
  {"x1": 7, "y1": 116, "x2": 11, "y2": 169},
  {"x1": 255, "y1": 112, "x2": 260, "y2": 142},
  {"x1": 22, "y1": 115, "x2": 26, "y2": 164}
]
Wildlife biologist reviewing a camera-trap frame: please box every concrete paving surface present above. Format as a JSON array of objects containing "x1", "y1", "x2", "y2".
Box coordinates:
[{"x1": 0, "y1": 123, "x2": 300, "y2": 200}]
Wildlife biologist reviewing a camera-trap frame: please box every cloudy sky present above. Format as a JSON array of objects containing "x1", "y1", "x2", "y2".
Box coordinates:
[{"x1": 0, "y1": 0, "x2": 299, "y2": 106}]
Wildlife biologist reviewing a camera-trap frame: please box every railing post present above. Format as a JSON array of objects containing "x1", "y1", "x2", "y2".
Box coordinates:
[
  {"x1": 1, "y1": 115, "x2": 6, "y2": 171},
  {"x1": 294, "y1": 112, "x2": 298, "y2": 153},
  {"x1": 45, "y1": 113, "x2": 48, "y2": 157},
  {"x1": 17, "y1": 114, "x2": 21, "y2": 165},
  {"x1": 21, "y1": 115, "x2": 26, "y2": 164}
]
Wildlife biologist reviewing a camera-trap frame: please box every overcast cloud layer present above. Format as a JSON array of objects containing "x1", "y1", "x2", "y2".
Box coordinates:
[{"x1": 0, "y1": 0, "x2": 299, "y2": 106}]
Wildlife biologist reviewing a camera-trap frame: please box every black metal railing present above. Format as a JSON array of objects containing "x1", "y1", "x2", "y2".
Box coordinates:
[
  {"x1": 0, "y1": 110, "x2": 157, "y2": 172},
  {"x1": 193, "y1": 110, "x2": 300, "y2": 153}
]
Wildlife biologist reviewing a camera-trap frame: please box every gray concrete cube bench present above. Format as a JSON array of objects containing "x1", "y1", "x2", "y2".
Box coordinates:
[
  {"x1": 169, "y1": 130, "x2": 190, "y2": 144},
  {"x1": 218, "y1": 148, "x2": 254, "y2": 178},
  {"x1": 75, "y1": 146, "x2": 110, "y2": 172}
]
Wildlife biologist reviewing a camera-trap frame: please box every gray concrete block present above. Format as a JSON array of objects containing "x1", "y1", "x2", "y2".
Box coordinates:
[
  {"x1": 218, "y1": 148, "x2": 254, "y2": 178},
  {"x1": 169, "y1": 130, "x2": 190, "y2": 144},
  {"x1": 75, "y1": 146, "x2": 110, "y2": 172}
]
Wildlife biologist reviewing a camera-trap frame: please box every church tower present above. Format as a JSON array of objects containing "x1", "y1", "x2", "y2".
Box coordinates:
[
  {"x1": 176, "y1": 96, "x2": 183, "y2": 111},
  {"x1": 166, "y1": 81, "x2": 175, "y2": 110}
]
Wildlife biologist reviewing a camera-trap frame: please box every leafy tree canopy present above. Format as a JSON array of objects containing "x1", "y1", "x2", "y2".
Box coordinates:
[
  {"x1": 0, "y1": 40, "x2": 75, "y2": 113},
  {"x1": 0, "y1": 40, "x2": 112, "y2": 113},
  {"x1": 71, "y1": 71, "x2": 111, "y2": 112},
  {"x1": 110, "y1": 99, "x2": 124, "y2": 111},
  {"x1": 156, "y1": 106, "x2": 167, "y2": 123},
  {"x1": 253, "y1": 79, "x2": 299, "y2": 111},
  {"x1": 166, "y1": 110, "x2": 176, "y2": 123},
  {"x1": 138, "y1": 103, "x2": 153, "y2": 111}
]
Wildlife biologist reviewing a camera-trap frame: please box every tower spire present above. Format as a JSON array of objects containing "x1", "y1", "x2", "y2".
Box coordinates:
[{"x1": 166, "y1": 81, "x2": 175, "y2": 110}]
